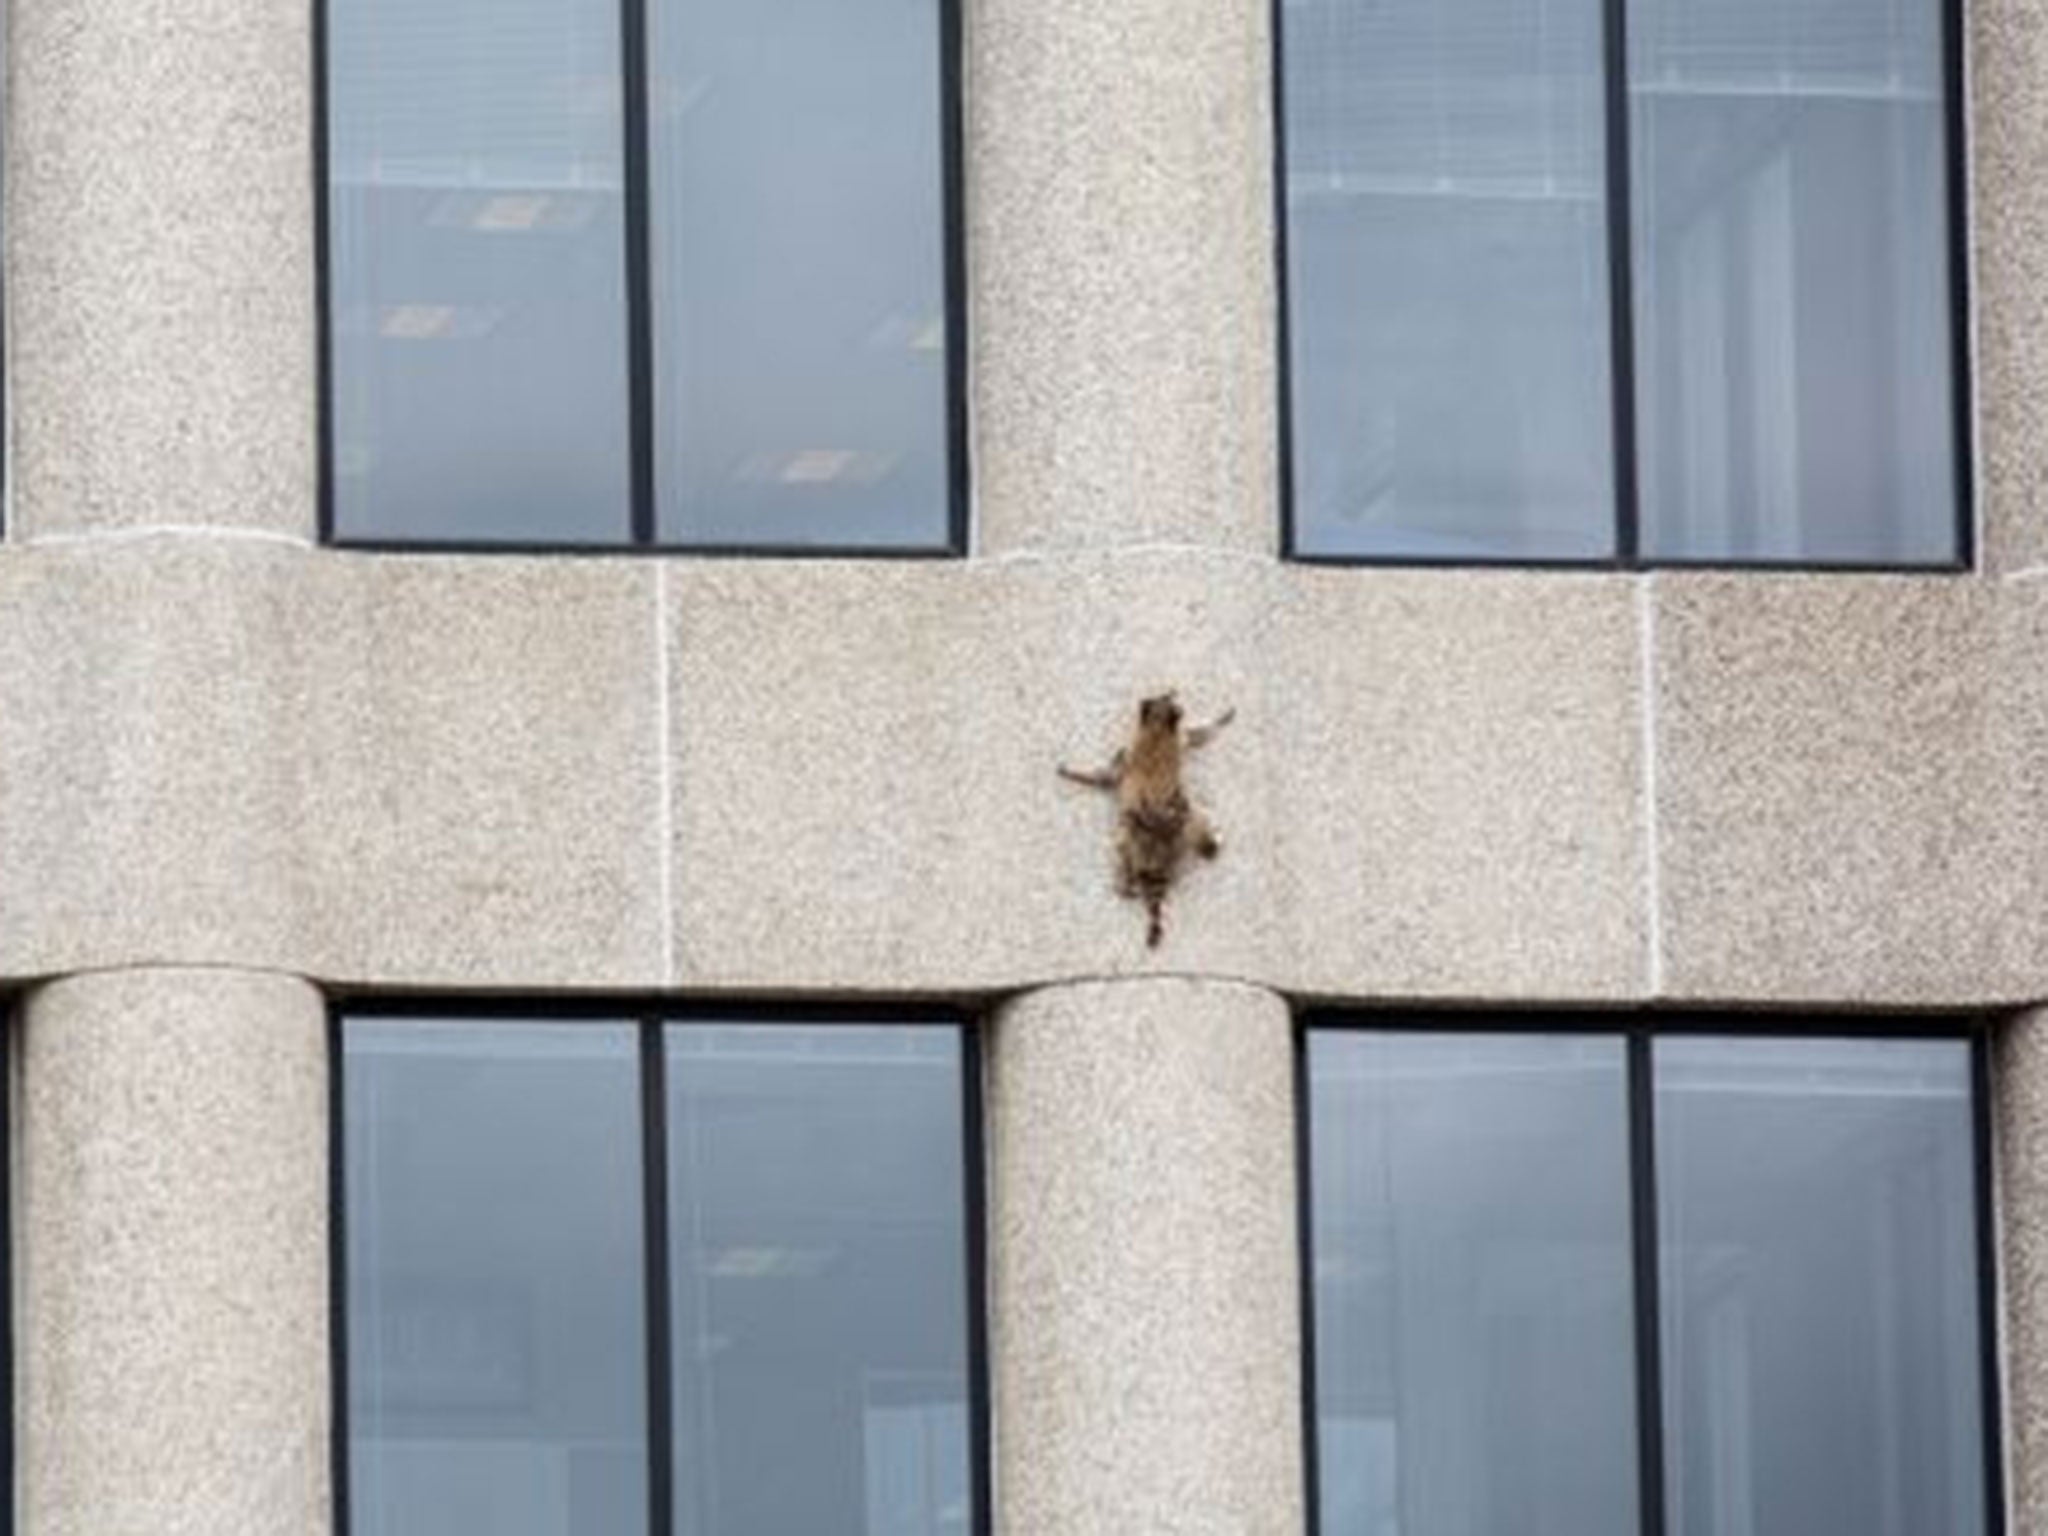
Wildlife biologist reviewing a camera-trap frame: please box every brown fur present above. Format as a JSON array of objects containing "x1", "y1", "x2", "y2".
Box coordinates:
[{"x1": 1059, "y1": 692, "x2": 1233, "y2": 947}]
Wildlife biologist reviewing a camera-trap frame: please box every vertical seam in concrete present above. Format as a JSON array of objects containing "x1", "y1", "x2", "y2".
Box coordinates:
[
  {"x1": 655, "y1": 560, "x2": 677, "y2": 988},
  {"x1": 1637, "y1": 574, "x2": 1665, "y2": 997}
]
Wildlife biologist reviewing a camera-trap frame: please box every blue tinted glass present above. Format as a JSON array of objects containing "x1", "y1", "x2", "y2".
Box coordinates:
[
  {"x1": 649, "y1": 0, "x2": 951, "y2": 548},
  {"x1": 328, "y1": 0, "x2": 633, "y2": 543},
  {"x1": 1283, "y1": 0, "x2": 1617, "y2": 559},
  {"x1": 1308, "y1": 1031, "x2": 1640, "y2": 1534},
  {"x1": 1655, "y1": 1037, "x2": 1987, "y2": 1535},
  {"x1": 1630, "y1": 0, "x2": 1958, "y2": 563},
  {"x1": 344, "y1": 1020, "x2": 648, "y2": 1536},
  {"x1": 666, "y1": 1023, "x2": 971, "y2": 1535}
]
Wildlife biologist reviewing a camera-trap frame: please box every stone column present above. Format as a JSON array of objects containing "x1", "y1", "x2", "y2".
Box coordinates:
[
  {"x1": 6, "y1": 0, "x2": 316, "y2": 539},
  {"x1": 968, "y1": 0, "x2": 1277, "y2": 556},
  {"x1": 987, "y1": 977, "x2": 1303, "y2": 1533},
  {"x1": 17, "y1": 968, "x2": 330, "y2": 1536}
]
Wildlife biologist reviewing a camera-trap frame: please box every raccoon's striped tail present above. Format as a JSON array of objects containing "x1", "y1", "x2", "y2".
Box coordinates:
[{"x1": 1145, "y1": 891, "x2": 1165, "y2": 948}]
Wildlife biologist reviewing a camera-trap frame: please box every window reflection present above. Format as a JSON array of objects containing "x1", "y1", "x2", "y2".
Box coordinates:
[
  {"x1": 666, "y1": 1024, "x2": 970, "y2": 1535},
  {"x1": 1630, "y1": 0, "x2": 1959, "y2": 563},
  {"x1": 328, "y1": 0, "x2": 633, "y2": 544},
  {"x1": 1655, "y1": 1037, "x2": 1986, "y2": 1536},
  {"x1": 649, "y1": 0, "x2": 951, "y2": 548},
  {"x1": 344, "y1": 1021, "x2": 648, "y2": 1536},
  {"x1": 341, "y1": 1015, "x2": 978, "y2": 1536},
  {"x1": 1308, "y1": 1031, "x2": 1640, "y2": 1534},
  {"x1": 1283, "y1": 0, "x2": 1618, "y2": 559}
]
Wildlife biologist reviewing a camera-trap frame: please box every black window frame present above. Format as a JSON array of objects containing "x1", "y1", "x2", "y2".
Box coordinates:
[
  {"x1": 1295, "y1": 1011, "x2": 2006, "y2": 1536},
  {"x1": 311, "y1": 0, "x2": 972, "y2": 558},
  {"x1": 1271, "y1": 0, "x2": 1977, "y2": 574},
  {"x1": 328, "y1": 996, "x2": 992, "y2": 1536}
]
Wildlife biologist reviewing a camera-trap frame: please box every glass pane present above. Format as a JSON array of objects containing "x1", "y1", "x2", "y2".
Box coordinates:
[
  {"x1": 1655, "y1": 1037, "x2": 1987, "y2": 1536},
  {"x1": 328, "y1": 0, "x2": 633, "y2": 543},
  {"x1": 1307, "y1": 1031, "x2": 1639, "y2": 1534},
  {"x1": 1630, "y1": 0, "x2": 1958, "y2": 563},
  {"x1": 1283, "y1": 0, "x2": 1616, "y2": 560},
  {"x1": 649, "y1": 0, "x2": 951, "y2": 549},
  {"x1": 345, "y1": 1020, "x2": 648, "y2": 1536},
  {"x1": 665, "y1": 1023, "x2": 971, "y2": 1536}
]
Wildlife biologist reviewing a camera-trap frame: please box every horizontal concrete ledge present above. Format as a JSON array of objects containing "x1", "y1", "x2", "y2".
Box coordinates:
[{"x1": 0, "y1": 539, "x2": 2041, "y2": 1008}]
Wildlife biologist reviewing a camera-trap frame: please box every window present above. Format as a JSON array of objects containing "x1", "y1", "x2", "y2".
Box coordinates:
[
  {"x1": 322, "y1": 0, "x2": 962, "y2": 552},
  {"x1": 336, "y1": 1007, "x2": 985, "y2": 1536},
  {"x1": 1302, "y1": 1022, "x2": 1999, "y2": 1536},
  {"x1": 1278, "y1": 0, "x2": 1968, "y2": 568}
]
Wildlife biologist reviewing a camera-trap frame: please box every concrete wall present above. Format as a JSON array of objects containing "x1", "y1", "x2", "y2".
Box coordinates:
[{"x1": 1, "y1": 0, "x2": 2045, "y2": 1530}]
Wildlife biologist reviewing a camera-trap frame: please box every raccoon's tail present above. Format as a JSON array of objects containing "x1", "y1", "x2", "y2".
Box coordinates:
[{"x1": 1145, "y1": 891, "x2": 1165, "y2": 948}]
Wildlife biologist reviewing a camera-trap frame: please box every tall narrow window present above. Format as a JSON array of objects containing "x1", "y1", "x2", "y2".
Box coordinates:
[
  {"x1": 648, "y1": 0, "x2": 952, "y2": 548},
  {"x1": 327, "y1": 0, "x2": 635, "y2": 545},
  {"x1": 1655, "y1": 1037, "x2": 1986, "y2": 1534},
  {"x1": 1278, "y1": 0, "x2": 1967, "y2": 567},
  {"x1": 1629, "y1": 0, "x2": 1959, "y2": 563},
  {"x1": 1280, "y1": 0, "x2": 1618, "y2": 560},
  {"x1": 324, "y1": 0, "x2": 961, "y2": 551},
  {"x1": 337, "y1": 1010, "x2": 985, "y2": 1536},
  {"x1": 1307, "y1": 1032, "x2": 1640, "y2": 1531}
]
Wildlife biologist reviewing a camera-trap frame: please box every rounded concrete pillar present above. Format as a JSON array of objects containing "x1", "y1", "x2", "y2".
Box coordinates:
[
  {"x1": 6, "y1": 0, "x2": 316, "y2": 539},
  {"x1": 968, "y1": 0, "x2": 1278, "y2": 556},
  {"x1": 988, "y1": 977, "x2": 1303, "y2": 1533},
  {"x1": 18, "y1": 968, "x2": 330, "y2": 1536}
]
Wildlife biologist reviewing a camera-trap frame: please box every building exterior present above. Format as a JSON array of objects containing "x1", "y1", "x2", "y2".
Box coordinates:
[{"x1": 0, "y1": 0, "x2": 2042, "y2": 1532}]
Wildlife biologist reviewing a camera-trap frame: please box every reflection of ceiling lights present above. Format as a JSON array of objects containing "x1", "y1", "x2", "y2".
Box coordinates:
[
  {"x1": 378, "y1": 304, "x2": 502, "y2": 341},
  {"x1": 867, "y1": 313, "x2": 946, "y2": 353},
  {"x1": 732, "y1": 449, "x2": 898, "y2": 487},
  {"x1": 474, "y1": 193, "x2": 552, "y2": 231},
  {"x1": 426, "y1": 190, "x2": 600, "y2": 232},
  {"x1": 705, "y1": 1246, "x2": 836, "y2": 1280}
]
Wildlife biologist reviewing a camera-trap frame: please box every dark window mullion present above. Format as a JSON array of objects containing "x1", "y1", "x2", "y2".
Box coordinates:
[
  {"x1": 1974, "y1": 1032, "x2": 2009, "y2": 1536},
  {"x1": 641, "y1": 1018, "x2": 675, "y2": 1536},
  {"x1": 1603, "y1": 0, "x2": 1643, "y2": 565},
  {"x1": 1628, "y1": 1031, "x2": 1668, "y2": 1536},
  {"x1": 620, "y1": 0, "x2": 657, "y2": 546},
  {"x1": 960, "y1": 1026, "x2": 995, "y2": 1536}
]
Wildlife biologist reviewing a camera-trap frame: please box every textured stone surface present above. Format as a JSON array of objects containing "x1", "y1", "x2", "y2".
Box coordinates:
[
  {"x1": 7, "y1": 0, "x2": 314, "y2": 537},
  {"x1": 0, "y1": 541, "x2": 665, "y2": 986},
  {"x1": 666, "y1": 554, "x2": 1642, "y2": 998},
  {"x1": 0, "y1": 538, "x2": 318, "y2": 974},
  {"x1": 968, "y1": 0, "x2": 1277, "y2": 555},
  {"x1": 1972, "y1": 0, "x2": 2048, "y2": 574},
  {"x1": 1271, "y1": 568, "x2": 1646, "y2": 1000},
  {"x1": 664, "y1": 550, "x2": 1279, "y2": 990},
  {"x1": 988, "y1": 978, "x2": 1302, "y2": 1535},
  {"x1": 1652, "y1": 574, "x2": 2015, "y2": 1003},
  {"x1": 18, "y1": 968, "x2": 330, "y2": 1536},
  {"x1": 303, "y1": 553, "x2": 666, "y2": 988}
]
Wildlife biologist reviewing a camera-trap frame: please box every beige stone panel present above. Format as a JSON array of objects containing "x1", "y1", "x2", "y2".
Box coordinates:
[
  {"x1": 968, "y1": 0, "x2": 1277, "y2": 555},
  {"x1": 1992, "y1": 581, "x2": 2048, "y2": 993},
  {"x1": 302, "y1": 553, "x2": 666, "y2": 987},
  {"x1": 1652, "y1": 574, "x2": 2016, "y2": 1004},
  {"x1": 988, "y1": 978, "x2": 1301, "y2": 1535},
  {"x1": 665, "y1": 550, "x2": 1281, "y2": 991},
  {"x1": 0, "y1": 539, "x2": 318, "y2": 976},
  {"x1": 0, "y1": 542, "x2": 665, "y2": 987},
  {"x1": 1270, "y1": 568, "x2": 1646, "y2": 1001},
  {"x1": 18, "y1": 968, "x2": 330, "y2": 1536},
  {"x1": 1972, "y1": 0, "x2": 2048, "y2": 574},
  {"x1": 7, "y1": 0, "x2": 314, "y2": 537}
]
